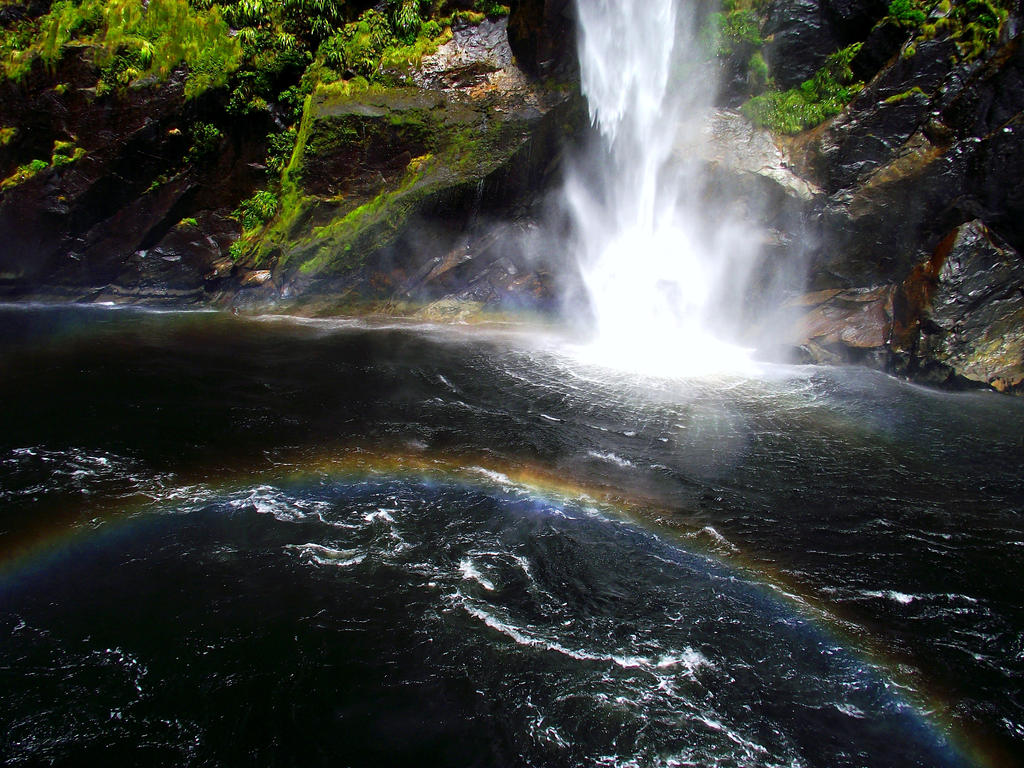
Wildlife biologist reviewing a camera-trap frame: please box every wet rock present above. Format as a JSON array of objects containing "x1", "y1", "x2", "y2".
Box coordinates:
[
  {"x1": 914, "y1": 222, "x2": 1024, "y2": 390},
  {"x1": 850, "y1": 19, "x2": 906, "y2": 81},
  {"x1": 790, "y1": 25, "x2": 1024, "y2": 305},
  {"x1": 699, "y1": 110, "x2": 823, "y2": 202},
  {"x1": 240, "y1": 269, "x2": 273, "y2": 287},
  {"x1": 412, "y1": 18, "x2": 516, "y2": 90},
  {"x1": 96, "y1": 214, "x2": 235, "y2": 305},
  {"x1": 789, "y1": 220, "x2": 1024, "y2": 392},
  {"x1": 824, "y1": 0, "x2": 890, "y2": 39},
  {"x1": 0, "y1": 48, "x2": 267, "y2": 301},
  {"x1": 763, "y1": 0, "x2": 844, "y2": 89},
  {"x1": 790, "y1": 285, "x2": 895, "y2": 361},
  {"x1": 258, "y1": 19, "x2": 582, "y2": 313}
]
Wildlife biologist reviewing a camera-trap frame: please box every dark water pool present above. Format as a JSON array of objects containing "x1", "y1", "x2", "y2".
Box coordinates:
[{"x1": 1, "y1": 306, "x2": 1022, "y2": 767}]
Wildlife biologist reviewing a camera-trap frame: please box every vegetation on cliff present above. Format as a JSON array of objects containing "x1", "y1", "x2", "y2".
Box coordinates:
[
  {"x1": 716, "y1": 0, "x2": 1016, "y2": 134},
  {"x1": 0, "y1": 0, "x2": 516, "y2": 269}
]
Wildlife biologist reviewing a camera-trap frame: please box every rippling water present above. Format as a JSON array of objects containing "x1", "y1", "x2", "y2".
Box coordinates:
[{"x1": 1, "y1": 306, "x2": 1023, "y2": 767}]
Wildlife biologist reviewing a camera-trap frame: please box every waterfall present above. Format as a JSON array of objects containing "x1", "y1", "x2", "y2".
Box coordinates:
[{"x1": 567, "y1": 0, "x2": 759, "y2": 375}]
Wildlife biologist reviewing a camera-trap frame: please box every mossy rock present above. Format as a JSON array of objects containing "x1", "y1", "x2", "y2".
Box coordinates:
[{"x1": 258, "y1": 78, "x2": 576, "y2": 291}]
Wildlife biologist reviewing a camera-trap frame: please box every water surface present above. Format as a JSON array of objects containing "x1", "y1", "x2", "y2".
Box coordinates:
[{"x1": 1, "y1": 306, "x2": 1023, "y2": 767}]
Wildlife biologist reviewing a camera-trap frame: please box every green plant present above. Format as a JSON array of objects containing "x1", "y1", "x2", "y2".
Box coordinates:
[
  {"x1": 229, "y1": 238, "x2": 248, "y2": 261},
  {"x1": 332, "y1": 9, "x2": 395, "y2": 78},
  {"x1": 186, "y1": 122, "x2": 222, "y2": 162},
  {"x1": 472, "y1": 1, "x2": 509, "y2": 18},
  {"x1": 888, "y1": 0, "x2": 928, "y2": 27},
  {"x1": 742, "y1": 42, "x2": 863, "y2": 134},
  {"x1": 3, "y1": 0, "x2": 242, "y2": 96},
  {"x1": 0, "y1": 126, "x2": 16, "y2": 146},
  {"x1": 282, "y1": 0, "x2": 348, "y2": 44},
  {"x1": 710, "y1": 8, "x2": 762, "y2": 56},
  {"x1": 222, "y1": 0, "x2": 270, "y2": 30},
  {"x1": 266, "y1": 128, "x2": 298, "y2": 177},
  {"x1": 234, "y1": 189, "x2": 280, "y2": 229},
  {"x1": 391, "y1": 0, "x2": 421, "y2": 44}
]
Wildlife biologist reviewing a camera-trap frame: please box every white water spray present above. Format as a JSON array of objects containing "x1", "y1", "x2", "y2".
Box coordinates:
[{"x1": 567, "y1": 0, "x2": 761, "y2": 376}]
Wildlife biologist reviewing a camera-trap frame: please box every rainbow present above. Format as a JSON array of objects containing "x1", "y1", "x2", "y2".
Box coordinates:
[{"x1": 0, "y1": 446, "x2": 1004, "y2": 767}]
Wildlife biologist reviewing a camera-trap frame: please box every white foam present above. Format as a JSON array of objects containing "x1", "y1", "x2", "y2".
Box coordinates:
[
  {"x1": 363, "y1": 509, "x2": 396, "y2": 524},
  {"x1": 287, "y1": 543, "x2": 365, "y2": 568},
  {"x1": 459, "y1": 558, "x2": 496, "y2": 591},
  {"x1": 688, "y1": 526, "x2": 739, "y2": 553},
  {"x1": 587, "y1": 450, "x2": 635, "y2": 468},
  {"x1": 863, "y1": 590, "x2": 918, "y2": 605},
  {"x1": 470, "y1": 467, "x2": 514, "y2": 487},
  {"x1": 456, "y1": 595, "x2": 709, "y2": 676}
]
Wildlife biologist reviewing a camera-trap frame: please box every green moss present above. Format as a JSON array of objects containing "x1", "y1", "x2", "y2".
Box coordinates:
[
  {"x1": 0, "y1": 138, "x2": 86, "y2": 190},
  {"x1": 451, "y1": 10, "x2": 487, "y2": 25},
  {"x1": 379, "y1": 25, "x2": 451, "y2": 74},
  {"x1": 904, "y1": 0, "x2": 1011, "y2": 61},
  {"x1": 472, "y1": 1, "x2": 509, "y2": 17},
  {"x1": 948, "y1": 0, "x2": 1009, "y2": 58},
  {"x1": 882, "y1": 85, "x2": 929, "y2": 103},
  {"x1": 1, "y1": 158, "x2": 49, "y2": 191},
  {"x1": 748, "y1": 50, "x2": 769, "y2": 87},
  {"x1": 741, "y1": 42, "x2": 864, "y2": 134},
  {"x1": 50, "y1": 139, "x2": 86, "y2": 167},
  {"x1": 0, "y1": 126, "x2": 16, "y2": 146},
  {"x1": 887, "y1": 0, "x2": 928, "y2": 27}
]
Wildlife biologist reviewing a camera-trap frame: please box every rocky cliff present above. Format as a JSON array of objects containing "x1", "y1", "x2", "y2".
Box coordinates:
[
  {"x1": 0, "y1": 0, "x2": 581, "y2": 315},
  {"x1": 0, "y1": 0, "x2": 1021, "y2": 391},
  {"x1": 711, "y1": 0, "x2": 1024, "y2": 392}
]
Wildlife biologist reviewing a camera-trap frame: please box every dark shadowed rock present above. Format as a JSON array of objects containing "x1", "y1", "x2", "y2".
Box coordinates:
[
  {"x1": 507, "y1": 0, "x2": 577, "y2": 78},
  {"x1": 0, "y1": 49, "x2": 263, "y2": 301},
  {"x1": 763, "y1": 0, "x2": 843, "y2": 89}
]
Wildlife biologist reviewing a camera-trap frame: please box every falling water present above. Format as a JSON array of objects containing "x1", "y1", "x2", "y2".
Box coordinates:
[{"x1": 567, "y1": 0, "x2": 761, "y2": 375}]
